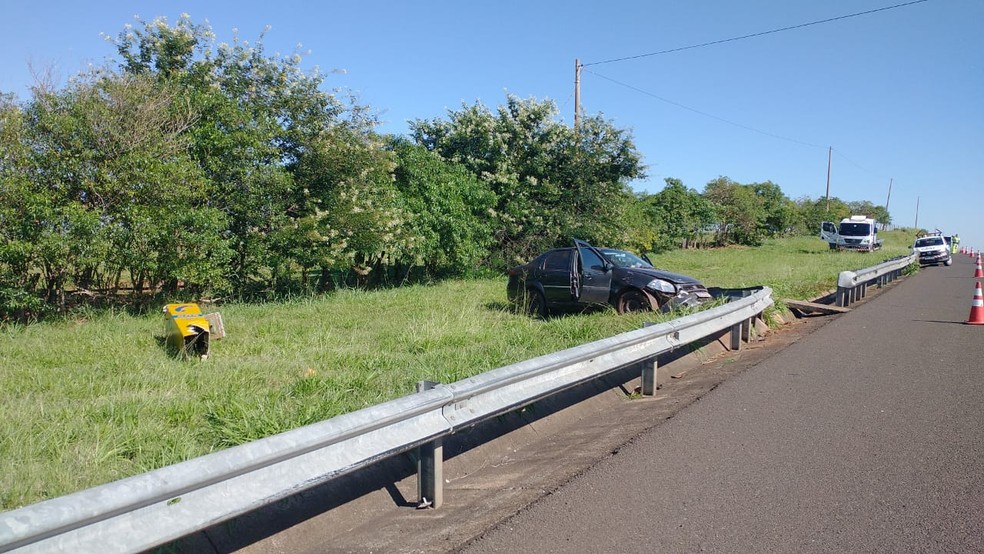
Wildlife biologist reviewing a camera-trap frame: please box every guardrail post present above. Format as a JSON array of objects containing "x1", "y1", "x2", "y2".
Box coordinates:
[
  {"x1": 640, "y1": 357, "x2": 658, "y2": 396},
  {"x1": 730, "y1": 322, "x2": 742, "y2": 351},
  {"x1": 742, "y1": 317, "x2": 753, "y2": 342},
  {"x1": 416, "y1": 380, "x2": 443, "y2": 509},
  {"x1": 639, "y1": 322, "x2": 659, "y2": 395},
  {"x1": 836, "y1": 287, "x2": 848, "y2": 307}
]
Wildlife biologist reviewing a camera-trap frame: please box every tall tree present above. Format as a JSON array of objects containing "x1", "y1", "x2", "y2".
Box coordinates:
[
  {"x1": 110, "y1": 15, "x2": 379, "y2": 294},
  {"x1": 289, "y1": 127, "x2": 407, "y2": 289},
  {"x1": 647, "y1": 178, "x2": 717, "y2": 251},
  {"x1": 19, "y1": 69, "x2": 229, "y2": 303},
  {"x1": 751, "y1": 181, "x2": 796, "y2": 237},
  {"x1": 390, "y1": 139, "x2": 495, "y2": 276},
  {"x1": 411, "y1": 95, "x2": 644, "y2": 266},
  {"x1": 703, "y1": 177, "x2": 765, "y2": 246},
  {"x1": 794, "y1": 196, "x2": 851, "y2": 236},
  {"x1": 0, "y1": 94, "x2": 49, "y2": 320},
  {"x1": 847, "y1": 200, "x2": 891, "y2": 226}
]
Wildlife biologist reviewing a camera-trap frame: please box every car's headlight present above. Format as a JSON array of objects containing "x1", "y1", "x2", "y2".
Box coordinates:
[{"x1": 646, "y1": 278, "x2": 676, "y2": 294}]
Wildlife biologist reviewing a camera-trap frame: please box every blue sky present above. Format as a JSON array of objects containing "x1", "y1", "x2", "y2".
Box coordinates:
[{"x1": 2, "y1": 0, "x2": 982, "y2": 248}]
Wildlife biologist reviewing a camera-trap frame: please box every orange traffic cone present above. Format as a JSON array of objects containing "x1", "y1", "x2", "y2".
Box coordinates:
[
  {"x1": 976, "y1": 256, "x2": 984, "y2": 278},
  {"x1": 967, "y1": 282, "x2": 984, "y2": 325}
]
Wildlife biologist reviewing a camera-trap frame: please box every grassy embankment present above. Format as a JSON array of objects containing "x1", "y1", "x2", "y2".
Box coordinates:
[{"x1": 0, "y1": 230, "x2": 916, "y2": 509}]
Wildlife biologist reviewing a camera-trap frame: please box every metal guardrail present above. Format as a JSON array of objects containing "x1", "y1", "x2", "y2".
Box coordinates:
[
  {"x1": 0, "y1": 288, "x2": 773, "y2": 553},
  {"x1": 836, "y1": 254, "x2": 916, "y2": 307}
]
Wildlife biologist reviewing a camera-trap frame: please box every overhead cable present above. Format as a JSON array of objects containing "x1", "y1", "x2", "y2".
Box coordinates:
[
  {"x1": 584, "y1": 0, "x2": 932, "y2": 67},
  {"x1": 585, "y1": 68, "x2": 825, "y2": 148}
]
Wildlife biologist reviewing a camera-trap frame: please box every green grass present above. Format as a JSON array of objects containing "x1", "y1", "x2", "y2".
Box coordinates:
[
  {"x1": 0, "y1": 231, "x2": 917, "y2": 510},
  {"x1": 650, "y1": 230, "x2": 914, "y2": 304}
]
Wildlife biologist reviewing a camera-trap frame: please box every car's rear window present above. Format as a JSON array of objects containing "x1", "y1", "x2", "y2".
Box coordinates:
[{"x1": 542, "y1": 250, "x2": 572, "y2": 270}]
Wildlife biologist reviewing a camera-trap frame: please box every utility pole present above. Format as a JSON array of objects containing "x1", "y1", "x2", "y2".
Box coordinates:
[
  {"x1": 885, "y1": 178, "x2": 893, "y2": 211},
  {"x1": 825, "y1": 146, "x2": 832, "y2": 212},
  {"x1": 574, "y1": 58, "x2": 582, "y2": 130},
  {"x1": 914, "y1": 196, "x2": 920, "y2": 229}
]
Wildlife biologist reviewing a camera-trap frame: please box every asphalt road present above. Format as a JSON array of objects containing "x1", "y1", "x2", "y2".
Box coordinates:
[{"x1": 461, "y1": 255, "x2": 984, "y2": 553}]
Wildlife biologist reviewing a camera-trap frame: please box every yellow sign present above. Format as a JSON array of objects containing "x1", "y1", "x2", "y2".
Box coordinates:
[{"x1": 163, "y1": 303, "x2": 211, "y2": 359}]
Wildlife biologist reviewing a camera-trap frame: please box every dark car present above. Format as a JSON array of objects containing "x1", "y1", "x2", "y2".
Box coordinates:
[{"x1": 507, "y1": 240, "x2": 712, "y2": 317}]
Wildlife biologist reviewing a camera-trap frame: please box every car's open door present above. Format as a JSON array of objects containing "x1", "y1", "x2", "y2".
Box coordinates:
[
  {"x1": 820, "y1": 221, "x2": 837, "y2": 242},
  {"x1": 573, "y1": 240, "x2": 613, "y2": 305}
]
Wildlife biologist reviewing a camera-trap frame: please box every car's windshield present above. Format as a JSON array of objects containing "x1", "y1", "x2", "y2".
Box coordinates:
[
  {"x1": 915, "y1": 237, "x2": 944, "y2": 247},
  {"x1": 839, "y1": 222, "x2": 873, "y2": 237},
  {"x1": 598, "y1": 249, "x2": 653, "y2": 269}
]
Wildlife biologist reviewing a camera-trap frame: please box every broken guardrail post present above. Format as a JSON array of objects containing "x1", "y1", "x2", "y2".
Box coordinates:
[{"x1": 416, "y1": 380, "x2": 443, "y2": 509}]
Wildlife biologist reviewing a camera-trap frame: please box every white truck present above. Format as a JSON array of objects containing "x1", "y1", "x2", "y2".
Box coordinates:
[{"x1": 820, "y1": 215, "x2": 882, "y2": 252}]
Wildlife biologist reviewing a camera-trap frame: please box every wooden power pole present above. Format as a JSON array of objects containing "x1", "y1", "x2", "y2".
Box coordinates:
[
  {"x1": 914, "y1": 196, "x2": 920, "y2": 229},
  {"x1": 825, "y1": 146, "x2": 832, "y2": 212},
  {"x1": 574, "y1": 59, "x2": 582, "y2": 130}
]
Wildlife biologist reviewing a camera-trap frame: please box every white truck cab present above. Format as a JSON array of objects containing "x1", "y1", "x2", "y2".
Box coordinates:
[{"x1": 821, "y1": 215, "x2": 882, "y2": 252}]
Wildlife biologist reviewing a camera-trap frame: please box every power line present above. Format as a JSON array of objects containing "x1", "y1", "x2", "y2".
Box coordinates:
[
  {"x1": 588, "y1": 68, "x2": 892, "y2": 196},
  {"x1": 583, "y1": 0, "x2": 932, "y2": 67},
  {"x1": 584, "y1": 68, "x2": 825, "y2": 148},
  {"x1": 832, "y1": 147, "x2": 888, "y2": 179}
]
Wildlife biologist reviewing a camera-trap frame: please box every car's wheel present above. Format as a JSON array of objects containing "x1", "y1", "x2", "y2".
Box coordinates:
[
  {"x1": 945, "y1": 258, "x2": 953, "y2": 266},
  {"x1": 526, "y1": 289, "x2": 547, "y2": 319},
  {"x1": 617, "y1": 289, "x2": 655, "y2": 314}
]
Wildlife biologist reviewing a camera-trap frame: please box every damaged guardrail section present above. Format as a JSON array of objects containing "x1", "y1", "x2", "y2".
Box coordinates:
[
  {"x1": 836, "y1": 254, "x2": 916, "y2": 307},
  {"x1": 0, "y1": 288, "x2": 773, "y2": 553}
]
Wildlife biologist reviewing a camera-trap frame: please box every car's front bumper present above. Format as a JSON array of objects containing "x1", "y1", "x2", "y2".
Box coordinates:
[
  {"x1": 660, "y1": 288, "x2": 713, "y2": 312},
  {"x1": 917, "y1": 250, "x2": 950, "y2": 264}
]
